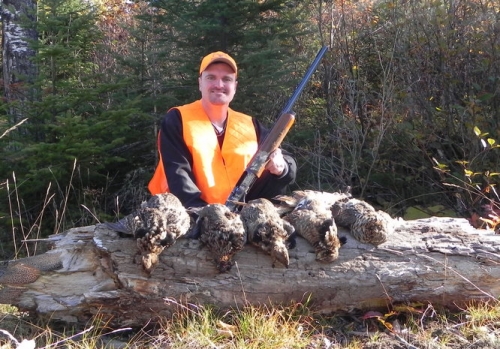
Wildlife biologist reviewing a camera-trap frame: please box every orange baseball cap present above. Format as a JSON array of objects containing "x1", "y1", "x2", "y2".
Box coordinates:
[{"x1": 199, "y1": 51, "x2": 237, "y2": 76}]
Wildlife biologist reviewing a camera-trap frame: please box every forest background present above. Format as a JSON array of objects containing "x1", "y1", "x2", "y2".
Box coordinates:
[{"x1": 0, "y1": 0, "x2": 499, "y2": 260}]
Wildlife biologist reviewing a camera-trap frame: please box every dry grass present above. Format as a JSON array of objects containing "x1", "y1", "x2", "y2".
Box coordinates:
[
  {"x1": 2, "y1": 178, "x2": 499, "y2": 348},
  {"x1": 2, "y1": 120, "x2": 500, "y2": 348},
  {"x1": 1, "y1": 299, "x2": 500, "y2": 348}
]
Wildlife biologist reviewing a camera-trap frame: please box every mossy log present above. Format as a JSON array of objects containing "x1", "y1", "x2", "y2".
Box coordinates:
[{"x1": 1, "y1": 217, "x2": 500, "y2": 327}]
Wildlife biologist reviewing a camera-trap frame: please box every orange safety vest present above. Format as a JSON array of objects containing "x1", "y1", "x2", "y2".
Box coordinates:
[{"x1": 148, "y1": 100, "x2": 258, "y2": 204}]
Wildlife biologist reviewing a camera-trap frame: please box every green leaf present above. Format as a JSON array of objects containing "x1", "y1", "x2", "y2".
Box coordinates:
[
  {"x1": 473, "y1": 126, "x2": 481, "y2": 136},
  {"x1": 487, "y1": 138, "x2": 496, "y2": 146}
]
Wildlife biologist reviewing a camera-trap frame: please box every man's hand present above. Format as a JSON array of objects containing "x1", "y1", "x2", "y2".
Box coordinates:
[{"x1": 265, "y1": 148, "x2": 286, "y2": 176}]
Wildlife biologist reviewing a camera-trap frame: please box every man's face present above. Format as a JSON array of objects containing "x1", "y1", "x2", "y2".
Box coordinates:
[{"x1": 199, "y1": 63, "x2": 237, "y2": 106}]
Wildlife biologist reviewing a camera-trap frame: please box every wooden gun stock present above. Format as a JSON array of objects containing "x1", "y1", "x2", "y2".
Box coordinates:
[
  {"x1": 251, "y1": 112, "x2": 295, "y2": 177},
  {"x1": 225, "y1": 112, "x2": 295, "y2": 212}
]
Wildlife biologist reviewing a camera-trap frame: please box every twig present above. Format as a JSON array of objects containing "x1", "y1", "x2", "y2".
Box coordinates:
[
  {"x1": 39, "y1": 326, "x2": 94, "y2": 348},
  {"x1": 420, "y1": 303, "x2": 436, "y2": 329},
  {"x1": 375, "y1": 273, "x2": 393, "y2": 307},
  {"x1": 6, "y1": 178, "x2": 18, "y2": 257},
  {"x1": 0, "y1": 118, "x2": 28, "y2": 139},
  {"x1": 21, "y1": 236, "x2": 63, "y2": 243},
  {"x1": 418, "y1": 253, "x2": 498, "y2": 302},
  {"x1": 81, "y1": 204, "x2": 101, "y2": 224},
  {"x1": 52, "y1": 158, "x2": 78, "y2": 234},
  {"x1": 387, "y1": 331, "x2": 421, "y2": 349},
  {"x1": 234, "y1": 261, "x2": 248, "y2": 305}
]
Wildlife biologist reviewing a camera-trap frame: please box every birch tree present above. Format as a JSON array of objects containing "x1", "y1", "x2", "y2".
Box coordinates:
[{"x1": 2, "y1": 0, "x2": 38, "y2": 123}]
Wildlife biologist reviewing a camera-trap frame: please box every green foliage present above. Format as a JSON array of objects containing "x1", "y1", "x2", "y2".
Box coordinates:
[
  {"x1": 137, "y1": 0, "x2": 315, "y2": 122},
  {"x1": 288, "y1": 0, "x2": 500, "y2": 217},
  {"x1": 433, "y1": 126, "x2": 500, "y2": 230},
  {"x1": 0, "y1": 0, "x2": 155, "y2": 249},
  {"x1": 2, "y1": 0, "x2": 500, "y2": 246}
]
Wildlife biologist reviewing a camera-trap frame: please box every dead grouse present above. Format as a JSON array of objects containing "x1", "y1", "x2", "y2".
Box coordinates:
[
  {"x1": 197, "y1": 203, "x2": 247, "y2": 273},
  {"x1": 239, "y1": 198, "x2": 296, "y2": 268},
  {"x1": 331, "y1": 197, "x2": 391, "y2": 246},
  {"x1": 102, "y1": 193, "x2": 191, "y2": 274},
  {"x1": 284, "y1": 196, "x2": 345, "y2": 262}
]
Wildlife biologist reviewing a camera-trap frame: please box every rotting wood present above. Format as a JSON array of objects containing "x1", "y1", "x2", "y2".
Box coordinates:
[{"x1": 1, "y1": 217, "x2": 500, "y2": 327}]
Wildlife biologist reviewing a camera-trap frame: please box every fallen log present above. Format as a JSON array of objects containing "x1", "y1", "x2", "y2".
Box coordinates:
[{"x1": 1, "y1": 216, "x2": 500, "y2": 327}]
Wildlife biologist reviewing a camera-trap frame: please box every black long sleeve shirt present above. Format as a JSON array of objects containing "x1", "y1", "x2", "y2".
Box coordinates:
[{"x1": 159, "y1": 108, "x2": 297, "y2": 207}]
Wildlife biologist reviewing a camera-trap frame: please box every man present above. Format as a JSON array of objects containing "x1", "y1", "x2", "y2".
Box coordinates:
[{"x1": 148, "y1": 51, "x2": 297, "y2": 208}]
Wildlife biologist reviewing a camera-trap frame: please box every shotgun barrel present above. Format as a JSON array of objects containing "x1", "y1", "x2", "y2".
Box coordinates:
[{"x1": 225, "y1": 46, "x2": 329, "y2": 211}]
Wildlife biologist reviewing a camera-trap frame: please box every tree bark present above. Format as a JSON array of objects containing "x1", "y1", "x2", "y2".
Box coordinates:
[
  {"x1": 1, "y1": 217, "x2": 500, "y2": 327},
  {"x1": 2, "y1": 0, "x2": 38, "y2": 123}
]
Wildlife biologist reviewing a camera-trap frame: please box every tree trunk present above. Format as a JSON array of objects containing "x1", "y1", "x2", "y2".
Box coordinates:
[
  {"x1": 1, "y1": 217, "x2": 500, "y2": 327},
  {"x1": 2, "y1": 0, "x2": 38, "y2": 123}
]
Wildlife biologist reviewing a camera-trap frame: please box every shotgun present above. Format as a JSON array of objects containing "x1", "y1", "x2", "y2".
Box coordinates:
[{"x1": 225, "y1": 46, "x2": 329, "y2": 211}]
